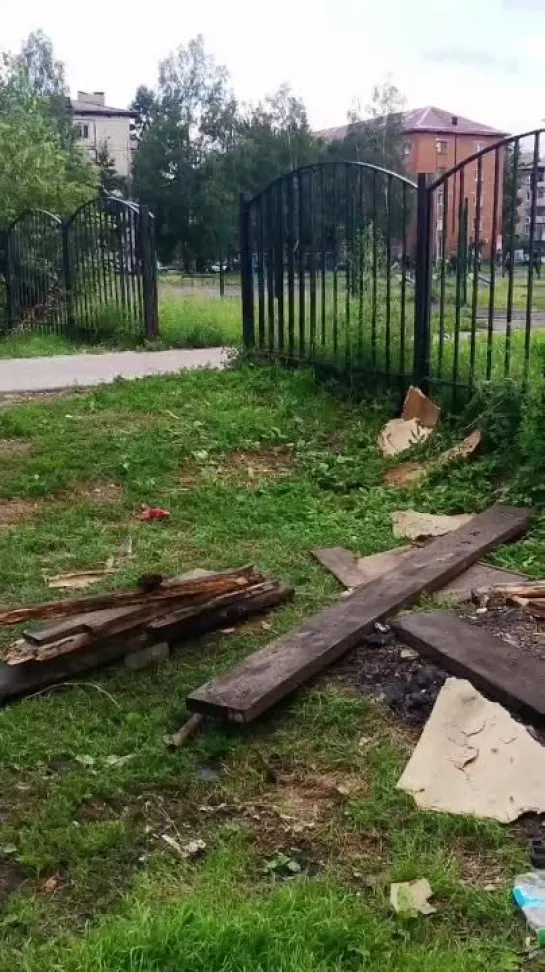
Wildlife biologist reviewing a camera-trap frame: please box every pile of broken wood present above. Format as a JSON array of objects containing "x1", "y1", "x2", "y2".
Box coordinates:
[{"x1": 0, "y1": 566, "x2": 292, "y2": 704}]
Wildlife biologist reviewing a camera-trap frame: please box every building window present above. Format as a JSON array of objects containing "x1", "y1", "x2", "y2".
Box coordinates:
[
  {"x1": 403, "y1": 141, "x2": 411, "y2": 156},
  {"x1": 436, "y1": 140, "x2": 448, "y2": 154},
  {"x1": 437, "y1": 166, "x2": 447, "y2": 177},
  {"x1": 75, "y1": 123, "x2": 89, "y2": 140},
  {"x1": 474, "y1": 142, "x2": 484, "y2": 153}
]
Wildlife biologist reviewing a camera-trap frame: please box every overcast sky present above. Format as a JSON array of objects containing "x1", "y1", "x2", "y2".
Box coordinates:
[{"x1": 3, "y1": 0, "x2": 545, "y2": 134}]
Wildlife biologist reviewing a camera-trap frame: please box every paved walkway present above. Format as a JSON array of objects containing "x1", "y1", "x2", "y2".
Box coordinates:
[{"x1": 0, "y1": 348, "x2": 231, "y2": 394}]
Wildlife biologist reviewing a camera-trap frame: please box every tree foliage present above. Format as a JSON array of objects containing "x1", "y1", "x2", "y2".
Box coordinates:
[
  {"x1": 132, "y1": 43, "x2": 409, "y2": 266},
  {"x1": 0, "y1": 33, "x2": 97, "y2": 226},
  {"x1": 131, "y1": 37, "x2": 322, "y2": 266}
]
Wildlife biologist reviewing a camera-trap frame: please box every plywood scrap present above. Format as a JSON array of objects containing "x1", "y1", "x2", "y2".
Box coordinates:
[
  {"x1": 392, "y1": 510, "x2": 474, "y2": 540},
  {"x1": 401, "y1": 386, "x2": 441, "y2": 428},
  {"x1": 384, "y1": 430, "x2": 482, "y2": 487},
  {"x1": 397, "y1": 678, "x2": 545, "y2": 823},
  {"x1": 311, "y1": 548, "x2": 370, "y2": 589},
  {"x1": 393, "y1": 610, "x2": 545, "y2": 722},
  {"x1": 187, "y1": 506, "x2": 532, "y2": 723},
  {"x1": 377, "y1": 418, "x2": 433, "y2": 458}
]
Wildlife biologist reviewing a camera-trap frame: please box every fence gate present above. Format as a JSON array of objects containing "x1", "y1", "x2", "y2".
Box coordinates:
[
  {"x1": 65, "y1": 197, "x2": 157, "y2": 342},
  {"x1": 1, "y1": 195, "x2": 158, "y2": 342},
  {"x1": 419, "y1": 127, "x2": 545, "y2": 403},
  {"x1": 240, "y1": 161, "x2": 418, "y2": 386}
]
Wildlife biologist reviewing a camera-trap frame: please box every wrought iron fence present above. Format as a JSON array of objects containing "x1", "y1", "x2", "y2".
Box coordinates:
[
  {"x1": 1, "y1": 195, "x2": 158, "y2": 342},
  {"x1": 240, "y1": 161, "x2": 417, "y2": 389},
  {"x1": 421, "y1": 129, "x2": 545, "y2": 404},
  {"x1": 241, "y1": 137, "x2": 545, "y2": 402}
]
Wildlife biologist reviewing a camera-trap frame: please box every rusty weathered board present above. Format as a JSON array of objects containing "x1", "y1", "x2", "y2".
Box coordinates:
[{"x1": 187, "y1": 506, "x2": 532, "y2": 722}]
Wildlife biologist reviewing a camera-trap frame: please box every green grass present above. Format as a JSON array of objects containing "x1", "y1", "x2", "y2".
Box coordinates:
[{"x1": 0, "y1": 363, "x2": 542, "y2": 969}]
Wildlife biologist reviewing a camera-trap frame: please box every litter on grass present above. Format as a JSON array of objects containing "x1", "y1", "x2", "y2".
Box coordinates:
[
  {"x1": 384, "y1": 430, "x2": 482, "y2": 488},
  {"x1": 390, "y1": 878, "x2": 436, "y2": 916},
  {"x1": 377, "y1": 387, "x2": 440, "y2": 458},
  {"x1": 397, "y1": 677, "x2": 545, "y2": 823}
]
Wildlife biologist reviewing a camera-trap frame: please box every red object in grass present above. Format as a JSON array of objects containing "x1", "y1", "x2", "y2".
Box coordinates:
[{"x1": 137, "y1": 506, "x2": 170, "y2": 521}]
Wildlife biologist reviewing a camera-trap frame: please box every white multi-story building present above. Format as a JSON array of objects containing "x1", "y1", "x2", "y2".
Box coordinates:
[{"x1": 71, "y1": 91, "x2": 135, "y2": 178}]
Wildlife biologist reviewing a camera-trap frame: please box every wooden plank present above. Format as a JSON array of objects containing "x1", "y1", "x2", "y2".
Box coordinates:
[
  {"x1": 0, "y1": 582, "x2": 293, "y2": 705},
  {"x1": 313, "y1": 546, "x2": 526, "y2": 601},
  {"x1": 311, "y1": 548, "x2": 367, "y2": 588},
  {"x1": 0, "y1": 565, "x2": 262, "y2": 627},
  {"x1": 392, "y1": 610, "x2": 545, "y2": 723},
  {"x1": 24, "y1": 607, "x2": 141, "y2": 646},
  {"x1": 187, "y1": 506, "x2": 532, "y2": 723}
]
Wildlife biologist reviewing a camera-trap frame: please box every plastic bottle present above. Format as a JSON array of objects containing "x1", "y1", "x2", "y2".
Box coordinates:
[{"x1": 513, "y1": 872, "x2": 545, "y2": 946}]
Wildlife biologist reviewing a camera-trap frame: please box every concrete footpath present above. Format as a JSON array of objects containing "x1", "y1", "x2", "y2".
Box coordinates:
[{"x1": 0, "y1": 348, "x2": 231, "y2": 394}]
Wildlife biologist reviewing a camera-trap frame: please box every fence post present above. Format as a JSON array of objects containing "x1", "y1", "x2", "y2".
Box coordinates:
[
  {"x1": 219, "y1": 259, "x2": 225, "y2": 298},
  {"x1": 4, "y1": 228, "x2": 13, "y2": 332},
  {"x1": 239, "y1": 193, "x2": 255, "y2": 349},
  {"x1": 413, "y1": 173, "x2": 433, "y2": 394},
  {"x1": 140, "y1": 203, "x2": 158, "y2": 340},
  {"x1": 62, "y1": 222, "x2": 74, "y2": 333}
]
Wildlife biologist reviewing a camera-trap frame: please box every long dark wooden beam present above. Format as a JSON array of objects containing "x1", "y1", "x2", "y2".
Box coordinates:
[
  {"x1": 187, "y1": 506, "x2": 532, "y2": 723},
  {"x1": 392, "y1": 610, "x2": 545, "y2": 723}
]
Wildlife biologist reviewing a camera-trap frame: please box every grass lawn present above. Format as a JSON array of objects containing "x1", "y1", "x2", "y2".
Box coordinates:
[{"x1": 0, "y1": 363, "x2": 543, "y2": 970}]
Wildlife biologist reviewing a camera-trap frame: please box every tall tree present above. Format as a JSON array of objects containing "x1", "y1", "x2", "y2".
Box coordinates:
[
  {"x1": 333, "y1": 79, "x2": 408, "y2": 173},
  {"x1": 96, "y1": 142, "x2": 127, "y2": 196},
  {"x1": 0, "y1": 70, "x2": 97, "y2": 224},
  {"x1": 16, "y1": 29, "x2": 66, "y2": 97},
  {"x1": 15, "y1": 30, "x2": 74, "y2": 146},
  {"x1": 132, "y1": 35, "x2": 239, "y2": 266}
]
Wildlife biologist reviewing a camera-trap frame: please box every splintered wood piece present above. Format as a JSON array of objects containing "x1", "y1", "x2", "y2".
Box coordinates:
[
  {"x1": 473, "y1": 582, "x2": 545, "y2": 602},
  {"x1": 0, "y1": 582, "x2": 293, "y2": 706},
  {"x1": 164, "y1": 713, "x2": 205, "y2": 748},
  {"x1": 148, "y1": 581, "x2": 293, "y2": 641},
  {"x1": 0, "y1": 565, "x2": 263, "y2": 627},
  {"x1": 392, "y1": 610, "x2": 545, "y2": 723},
  {"x1": 187, "y1": 506, "x2": 532, "y2": 723}
]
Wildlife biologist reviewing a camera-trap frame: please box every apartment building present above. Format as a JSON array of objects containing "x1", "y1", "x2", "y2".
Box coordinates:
[
  {"x1": 71, "y1": 92, "x2": 135, "y2": 178},
  {"x1": 320, "y1": 106, "x2": 507, "y2": 258},
  {"x1": 517, "y1": 153, "x2": 545, "y2": 247}
]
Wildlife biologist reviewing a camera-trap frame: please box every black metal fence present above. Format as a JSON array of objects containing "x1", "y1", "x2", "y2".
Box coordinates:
[
  {"x1": 240, "y1": 162, "x2": 417, "y2": 389},
  {"x1": 241, "y1": 136, "x2": 545, "y2": 402},
  {"x1": 1, "y1": 195, "x2": 158, "y2": 342}
]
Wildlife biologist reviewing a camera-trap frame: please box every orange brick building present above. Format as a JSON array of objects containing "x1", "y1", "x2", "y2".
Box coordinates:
[{"x1": 320, "y1": 106, "x2": 507, "y2": 259}]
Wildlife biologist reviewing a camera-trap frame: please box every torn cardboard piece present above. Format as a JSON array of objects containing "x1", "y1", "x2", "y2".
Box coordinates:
[
  {"x1": 384, "y1": 430, "x2": 482, "y2": 488},
  {"x1": 392, "y1": 510, "x2": 474, "y2": 541},
  {"x1": 397, "y1": 677, "x2": 545, "y2": 823},
  {"x1": 401, "y1": 386, "x2": 441, "y2": 428},
  {"x1": 377, "y1": 418, "x2": 433, "y2": 458}
]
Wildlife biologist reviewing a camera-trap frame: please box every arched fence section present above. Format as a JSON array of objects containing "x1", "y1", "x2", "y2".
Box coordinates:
[
  {"x1": 241, "y1": 135, "x2": 545, "y2": 402},
  {"x1": 240, "y1": 162, "x2": 418, "y2": 387},
  {"x1": 1, "y1": 196, "x2": 158, "y2": 342},
  {"x1": 5, "y1": 210, "x2": 64, "y2": 333},
  {"x1": 420, "y1": 128, "x2": 545, "y2": 403}
]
